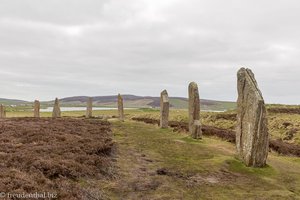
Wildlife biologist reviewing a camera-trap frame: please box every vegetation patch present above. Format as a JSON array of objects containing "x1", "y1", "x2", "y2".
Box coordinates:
[
  {"x1": 104, "y1": 121, "x2": 300, "y2": 199},
  {"x1": 0, "y1": 118, "x2": 114, "y2": 199},
  {"x1": 131, "y1": 117, "x2": 300, "y2": 157},
  {"x1": 268, "y1": 107, "x2": 300, "y2": 115}
]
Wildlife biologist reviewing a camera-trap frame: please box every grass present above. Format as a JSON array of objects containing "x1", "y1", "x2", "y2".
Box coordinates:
[
  {"x1": 268, "y1": 113, "x2": 300, "y2": 143},
  {"x1": 102, "y1": 120, "x2": 300, "y2": 199},
  {"x1": 3, "y1": 107, "x2": 300, "y2": 199}
]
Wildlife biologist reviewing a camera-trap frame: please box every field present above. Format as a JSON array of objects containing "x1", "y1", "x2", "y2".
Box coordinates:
[{"x1": 1, "y1": 108, "x2": 300, "y2": 199}]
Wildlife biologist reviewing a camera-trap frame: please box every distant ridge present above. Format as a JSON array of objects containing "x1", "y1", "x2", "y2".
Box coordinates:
[
  {"x1": 0, "y1": 98, "x2": 29, "y2": 105},
  {"x1": 57, "y1": 95, "x2": 236, "y2": 111},
  {"x1": 0, "y1": 95, "x2": 236, "y2": 111}
]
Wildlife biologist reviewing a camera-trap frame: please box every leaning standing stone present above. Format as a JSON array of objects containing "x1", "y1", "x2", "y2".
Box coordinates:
[
  {"x1": 236, "y1": 68, "x2": 269, "y2": 167},
  {"x1": 188, "y1": 82, "x2": 202, "y2": 139},
  {"x1": 0, "y1": 104, "x2": 6, "y2": 118},
  {"x1": 86, "y1": 97, "x2": 93, "y2": 118},
  {"x1": 160, "y1": 90, "x2": 169, "y2": 128},
  {"x1": 34, "y1": 100, "x2": 40, "y2": 118},
  {"x1": 52, "y1": 98, "x2": 61, "y2": 118},
  {"x1": 118, "y1": 94, "x2": 124, "y2": 121}
]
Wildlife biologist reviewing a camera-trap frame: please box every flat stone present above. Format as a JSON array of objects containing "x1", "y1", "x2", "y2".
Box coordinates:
[
  {"x1": 191, "y1": 120, "x2": 202, "y2": 139},
  {"x1": 34, "y1": 100, "x2": 40, "y2": 118},
  {"x1": 86, "y1": 97, "x2": 93, "y2": 118},
  {"x1": 0, "y1": 104, "x2": 6, "y2": 118},
  {"x1": 160, "y1": 90, "x2": 169, "y2": 128},
  {"x1": 188, "y1": 82, "x2": 202, "y2": 139},
  {"x1": 52, "y1": 98, "x2": 61, "y2": 118},
  {"x1": 236, "y1": 68, "x2": 269, "y2": 167},
  {"x1": 118, "y1": 94, "x2": 124, "y2": 121}
]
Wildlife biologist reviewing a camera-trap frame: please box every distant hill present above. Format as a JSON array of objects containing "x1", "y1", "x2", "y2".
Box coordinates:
[
  {"x1": 46, "y1": 95, "x2": 236, "y2": 111},
  {"x1": 0, "y1": 95, "x2": 237, "y2": 111},
  {"x1": 0, "y1": 98, "x2": 29, "y2": 105}
]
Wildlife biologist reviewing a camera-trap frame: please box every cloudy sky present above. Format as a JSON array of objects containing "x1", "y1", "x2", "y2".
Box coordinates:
[{"x1": 0, "y1": 0, "x2": 299, "y2": 103}]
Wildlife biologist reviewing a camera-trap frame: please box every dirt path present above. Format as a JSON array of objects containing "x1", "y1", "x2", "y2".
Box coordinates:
[{"x1": 105, "y1": 121, "x2": 183, "y2": 200}]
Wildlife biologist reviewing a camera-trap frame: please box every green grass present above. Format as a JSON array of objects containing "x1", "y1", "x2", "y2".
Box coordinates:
[{"x1": 104, "y1": 120, "x2": 300, "y2": 199}]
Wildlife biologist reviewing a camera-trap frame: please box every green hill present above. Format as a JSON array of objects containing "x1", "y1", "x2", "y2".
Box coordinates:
[
  {"x1": 0, "y1": 95, "x2": 236, "y2": 112},
  {"x1": 54, "y1": 95, "x2": 236, "y2": 111},
  {"x1": 0, "y1": 98, "x2": 29, "y2": 105}
]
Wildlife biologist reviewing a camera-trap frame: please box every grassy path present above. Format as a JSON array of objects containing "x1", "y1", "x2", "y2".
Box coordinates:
[{"x1": 101, "y1": 120, "x2": 300, "y2": 200}]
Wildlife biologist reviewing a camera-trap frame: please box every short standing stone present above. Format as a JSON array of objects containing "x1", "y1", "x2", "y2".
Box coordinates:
[
  {"x1": 52, "y1": 98, "x2": 61, "y2": 118},
  {"x1": 86, "y1": 97, "x2": 93, "y2": 118},
  {"x1": 236, "y1": 68, "x2": 269, "y2": 167},
  {"x1": 160, "y1": 90, "x2": 169, "y2": 128},
  {"x1": 34, "y1": 100, "x2": 40, "y2": 118},
  {"x1": 118, "y1": 94, "x2": 124, "y2": 121},
  {"x1": 0, "y1": 104, "x2": 5, "y2": 118},
  {"x1": 188, "y1": 82, "x2": 202, "y2": 139}
]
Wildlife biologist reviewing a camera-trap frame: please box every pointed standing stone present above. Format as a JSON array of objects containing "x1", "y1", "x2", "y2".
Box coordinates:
[
  {"x1": 52, "y1": 98, "x2": 61, "y2": 118},
  {"x1": 188, "y1": 82, "x2": 202, "y2": 139},
  {"x1": 236, "y1": 68, "x2": 269, "y2": 167},
  {"x1": 86, "y1": 97, "x2": 93, "y2": 118},
  {"x1": 0, "y1": 104, "x2": 6, "y2": 118},
  {"x1": 34, "y1": 100, "x2": 40, "y2": 118},
  {"x1": 160, "y1": 90, "x2": 169, "y2": 128},
  {"x1": 118, "y1": 94, "x2": 124, "y2": 121}
]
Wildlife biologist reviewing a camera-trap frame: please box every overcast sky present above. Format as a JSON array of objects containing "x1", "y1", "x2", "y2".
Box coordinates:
[{"x1": 0, "y1": 0, "x2": 299, "y2": 103}]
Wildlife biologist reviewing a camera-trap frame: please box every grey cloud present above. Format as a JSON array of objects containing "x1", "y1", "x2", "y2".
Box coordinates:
[{"x1": 0, "y1": 0, "x2": 299, "y2": 103}]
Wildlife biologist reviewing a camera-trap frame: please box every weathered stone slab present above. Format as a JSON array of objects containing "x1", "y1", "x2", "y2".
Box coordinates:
[
  {"x1": 188, "y1": 82, "x2": 202, "y2": 139},
  {"x1": 52, "y1": 98, "x2": 61, "y2": 118},
  {"x1": 160, "y1": 90, "x2": 169, "y2": 128},
  {"x1": 34, "y1": 100, "x2": 40, "y2": 118},
  {"x1": 0, "y1": 104, "x2": 6, "y2": 118},
  {"x1": 86, "y1": 97, "x2": 93, "y2": 118},
  {"x1": 118, "y1": 94, "x2": 124, "y2": 121},
  {"x1": 191, "y1": 120, "x2": 202, "y2": 139},
  {"x1": 236, "y1": 68, "x2": 269, "y2": 167}
]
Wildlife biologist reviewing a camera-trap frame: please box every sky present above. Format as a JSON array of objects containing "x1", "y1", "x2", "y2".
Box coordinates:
[{"x1": 0, "y1": 0, "x2": 299, "y2": 103}]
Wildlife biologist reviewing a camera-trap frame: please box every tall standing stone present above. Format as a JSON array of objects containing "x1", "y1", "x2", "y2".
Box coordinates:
[
  {"x1": 188, "y1": 82, "x2": 202, "y2": 139},
  {"x1": 160, "y1": 90, "x2": 169, "y2": 128},
  {"x1": 34, "y1": 100, "x2": 40, "y2": 118},
  {"x1": 118, "y1": 94, "x2": 124, "y2": 121},
  {"x1": 86, "y1": 97, "x2": 93, "y2": 118},
  {"x1": 0, "y1": 104, "x2": 6, "y2": 118},
  {"x1": 52, "y1": 98, "x2": 61, "y2": 118},
  {"x1": 236, "y1": 68, "x2": 269, "y2": 167}
]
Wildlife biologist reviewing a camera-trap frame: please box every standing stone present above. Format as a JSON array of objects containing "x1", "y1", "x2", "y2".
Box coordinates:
[
  {"x1": 118, "y1": 94, "x2": 124, "y2": 121},
  {"x1": 52, "y1": 98, "x2": 61, "y2": 118},
  {"x1": 236, "y1": 68, "x2": 269, "y2": 167},
  {"x1": 188, "y1": 82, "x2": 202, "y2": 139},
  {"x1": 34, "y1": 100, "x2": 40, "y2": 118},
  {"x1": 86, "y1": 97, "x2": 93, "y2": 118},
  {"x1": 160, "y1": 90, "x2": 169, "y2": 128},
  {"x1": 0, "y1": 104, "x2": 6, "y2": 118}
]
